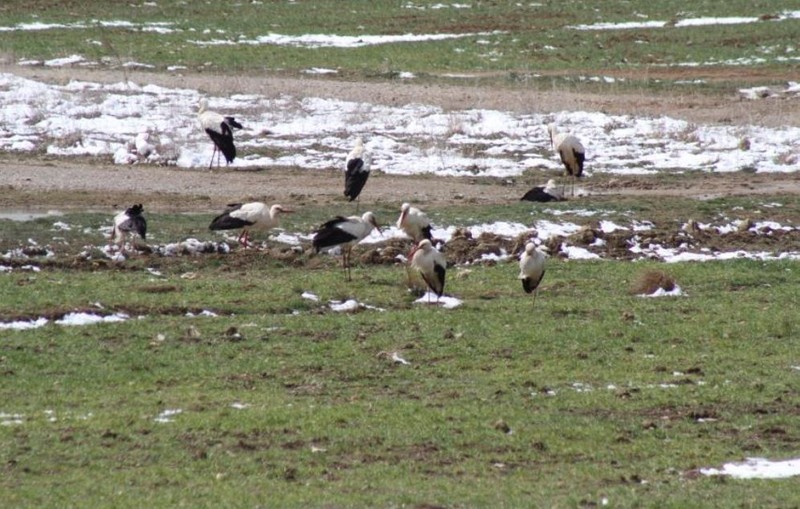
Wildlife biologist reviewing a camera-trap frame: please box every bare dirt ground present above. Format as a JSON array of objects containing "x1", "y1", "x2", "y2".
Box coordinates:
[{"x1": 1, "y1": 65, "x2": 799, "y2": 214}]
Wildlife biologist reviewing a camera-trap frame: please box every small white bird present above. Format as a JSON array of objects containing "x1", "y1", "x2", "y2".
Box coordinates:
[
  {"x1": 344, "y1": 137, "x2": 371, "y2": 211},
  {"x1": 547, "y1": 124, "x2": 585, "y2": 196},
  {"x1": 410, "y1": 239, "x2": 447, "y2": 302},
  {"x1": 209, "y1": 202, "x2": 294, "y2": 247},
  {"x1": 110, "y1": 204, "x2": 147, "y2": 252},
  {"x1": 134, "y1": 131, "x2": 156, "y2": 160},
  {"x1": 518, "y1": 242, "x2": 546, "y2": 306},
  {"x1": 312, "y1": 211, "x2": 380, "y2": 280},
  {"x1": 397, "y1": 202, "x2": 433, "y2": 243},
  {"x1": 198, "y1": 98, "x2": 243, "y2": 169}
]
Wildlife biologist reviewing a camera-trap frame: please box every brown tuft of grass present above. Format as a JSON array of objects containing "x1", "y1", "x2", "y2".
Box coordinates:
[{"x1": 630, "y1": 269, "x2": 676, "y2": 295}]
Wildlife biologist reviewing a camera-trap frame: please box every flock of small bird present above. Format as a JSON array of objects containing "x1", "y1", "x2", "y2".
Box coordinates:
[{"x1": 110, "y1": 99, "x2": 589, "y2": 306}]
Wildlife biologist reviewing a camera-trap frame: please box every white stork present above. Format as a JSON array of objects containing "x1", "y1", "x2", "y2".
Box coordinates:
[
  {"x1": 134, "y1": 131, "x2": 156, "y2": 160},
  {"x1": 312, "y1": 211, "x2": 380, "y2": 281},
  {"x1": 198, "y1": 98, "x2": 243, "y2": 169},
  {"x1": 410, "y1": 239, "x2": 446, "y2": 302},
  {"x1": 520, "y1": 178, "x2": 565, "y2": 203},
  {"x1": 209, "y1": 202, "x2": 294, "y2": 247},
  {"x1": 518, "y1": 242, "x2": 546, "y2": 306},
  {"x1": 547, "y1": 124, "x2": 585, "y2": 197},
  {"x1": 397, "y1": 202, "x2": 433, "y2": 243},
  {"x1": 344, "y1": 137, "x2": 371, "y2": 211},
  {"x1": 110, "y1": 203, "x2": 147, "y2": 252}
]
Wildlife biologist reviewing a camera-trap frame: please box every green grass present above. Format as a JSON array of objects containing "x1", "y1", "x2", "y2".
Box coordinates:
[
  {"x1": 1, "y1": 0, "x2": 798, "y2": 91},
  {"x1": 1, "y1": 201, "x2": 799, "y2": 507}
]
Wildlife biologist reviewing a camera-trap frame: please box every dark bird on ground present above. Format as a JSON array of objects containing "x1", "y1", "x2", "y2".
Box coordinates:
[
  {"x1": 547, "y1": 124, "x2": 585, "y2": 196},
  {"x1": 518, "y1": 242, "x2": 546, "y2": 306},
  {"x1": 520, "y1": 178, "x2": 565, "y2": 202},
  {"x1": 209, "y1": 202, "x2": 294, "y2": 247},
  {"x1": 111, "y1": 203, "x2": 147, "y2": 252},
  {"x1": 410, "y1": 239, "x2": 447, "y2": 302},
  {"x1": 312, "y1": 211, "x2": 380, "y2": 280},
  {"x1": 344, "y1": 137, "x2": 371, "y2": 211},
  {"x1": 198, "y1": 98, "x2": 243, "y2": 169}
]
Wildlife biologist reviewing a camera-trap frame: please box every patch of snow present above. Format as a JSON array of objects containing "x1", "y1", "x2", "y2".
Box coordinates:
[{"x1": 701, "y1": 457, "x2": 800, "y2": 479}]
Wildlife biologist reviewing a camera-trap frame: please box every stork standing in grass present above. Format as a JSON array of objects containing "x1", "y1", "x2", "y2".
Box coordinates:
[
  {"x1": 518, "y1": 242, "x2": 546, "y2": 306},
  {"x1": 410, "y1": 239, "x2": 446, "y2": 303},
  {"x1": 397, "y1": 202, "x2": 433, "y2": 243},
  {"x1": 312, "y1": 211, "x2": 380, "y2": 281},
  {"x1": 344, "y1": 137, "x2": 371, "y2": 211},
  {"x1": 198, "y1": 98, "x2": 243, "y2": 169},
  {"x1": 547, "y1": 124, "x2": 585, "y2": 197},
  {"x1": 209, "y1": 202, "x2": 294, "y2": 247},
  {"x1": 111, "y1": 203, "x2": 147, "y2": 252}
]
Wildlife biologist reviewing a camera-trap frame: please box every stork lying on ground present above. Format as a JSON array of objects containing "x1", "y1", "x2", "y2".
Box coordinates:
[
  {"x1": 520, "y1": 178, "x2": 565, "y2": 202},
  {"x1": 209, "y1": 202, "x2": 294, "y2": 247}
]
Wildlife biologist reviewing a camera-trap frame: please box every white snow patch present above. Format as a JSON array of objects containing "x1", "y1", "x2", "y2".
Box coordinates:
[
  {"x1": 701, "y1": 457, "x2": 800, "y2": 479},
  {"x1": 414, "y1": 292, "x2": 462, "y2": 309}
]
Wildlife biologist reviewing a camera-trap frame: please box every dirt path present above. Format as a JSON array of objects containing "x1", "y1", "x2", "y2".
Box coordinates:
[{"x1": 2, "y1": 154, "x2": 798, "y2": 213}]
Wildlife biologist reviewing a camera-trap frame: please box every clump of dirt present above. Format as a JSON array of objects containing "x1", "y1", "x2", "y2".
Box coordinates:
[{"x1": 630, "y1": 270, "x2": 677, "y2": 295}]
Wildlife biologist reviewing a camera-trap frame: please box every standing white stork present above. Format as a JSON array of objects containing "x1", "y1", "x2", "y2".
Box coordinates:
[
  {"x1": 547, "y1": 124, "x2": 585, "y2": 197},
  {"x1": 209, "y1": 202, "x2": 294, "y2": 247},
  {"x1": 110, "y1": 203, "x2": 147, "y2": 252},
  {"x1": 518, "y1": 242, "x2": 546, "y2": 306},
  {"x1": 410, "y1": 239, "x2": 447, "y2": 302},
  {"x1": 344, "y1": 137, "x2": 371, "y2": 211},
  {"x1": 312, "y1": 211, "x2": 380, "y2": 281},
  {"x1": 520, "y1": 178, "x2": 565, "y2": 203},
  {"x1": 397, "y1": 202, "x2": 433, "y2": 243},
  {"x1": 198, "y1": 98, "x2": 243, "y2": 169}
]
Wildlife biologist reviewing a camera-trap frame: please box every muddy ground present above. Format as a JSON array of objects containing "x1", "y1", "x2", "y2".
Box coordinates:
[{"x1": 0, "y1": 66, "x2": 798, "y2": 266}]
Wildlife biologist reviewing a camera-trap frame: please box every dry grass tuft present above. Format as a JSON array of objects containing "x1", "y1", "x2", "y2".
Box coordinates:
[{"x1": 630, "y1": 269, "x2": 676, "y2": 295}]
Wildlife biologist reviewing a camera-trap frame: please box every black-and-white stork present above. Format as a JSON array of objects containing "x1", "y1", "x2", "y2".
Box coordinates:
[
  {"x1": 410, "y1": 239, "x2": 446, "y2": 302},
  {"x1": 111, "y1": 203, "x2": 147, "y2": 252},
  {"x1": 312, "y1": 211, "x2": 380, "y2": 281},
  {"x1": 547, "y1": 124, "x2": 585, "y2": 197},
  {"x1": 198, "y1": 98, "x2": 243, "y2": 169},
  {"x1": 397, "y1": 202, "x2": 433, "y2": 243},
  {"x1": 520, "y1": 178, "x2": 565, "y2": 202},
  {"x1": 209, "y1": 202, "x2": 294, "y2": 247},
  {"x1": 518, "y1": 242, "x2": 546, "y2": 306},
  {"x1": 344, "y1": 137, "x2": 371, "y2": 211}
]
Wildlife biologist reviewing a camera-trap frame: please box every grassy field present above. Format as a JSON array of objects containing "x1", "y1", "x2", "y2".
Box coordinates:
[
  {"x1": 1, "y1": 0, "x2": 798, "y2": 90},
  {"x1": 1, "y1": 197, "x2": 799, "y2": 507},
  {"x1": 2, "y1": 0, "x2": 800, "y2": 507}
]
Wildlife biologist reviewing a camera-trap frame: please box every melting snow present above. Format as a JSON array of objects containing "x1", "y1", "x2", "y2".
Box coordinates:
[
  {"x1": 571, "y1": 11, "x2": 800, "y2": 30},
  {"x1": 55, "y1": 312, "x2": 128, "y2": 326},
  {"x1": 414, "y1": 292, "x2": 463, "y2": 309},
  {"x1": 0, "y1": 317, "x2": 49, "y2": 330},
  {"x1": 328, "y1": 299, "x2": 384, "y2": 312},
  {"x1": 1, "y1": 73, "x2": 798, "y2": 176},
  {"x1": 639, "y1": 285, "x2": 683, "y2": 297},
  {"x1": 701, "y1": 457, "x2": 800, "y2": 479},
  {"x1": 189, "y1": 31, "x2": 503, "y2": 49},
  {"x1": 154, "y1": 408, "x2": 182, "y2": 423}
]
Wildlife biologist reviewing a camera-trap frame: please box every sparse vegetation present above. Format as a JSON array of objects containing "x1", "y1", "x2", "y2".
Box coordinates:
[{"x1": 1, "y1": 1, "x2": 800, "y2": 507}]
